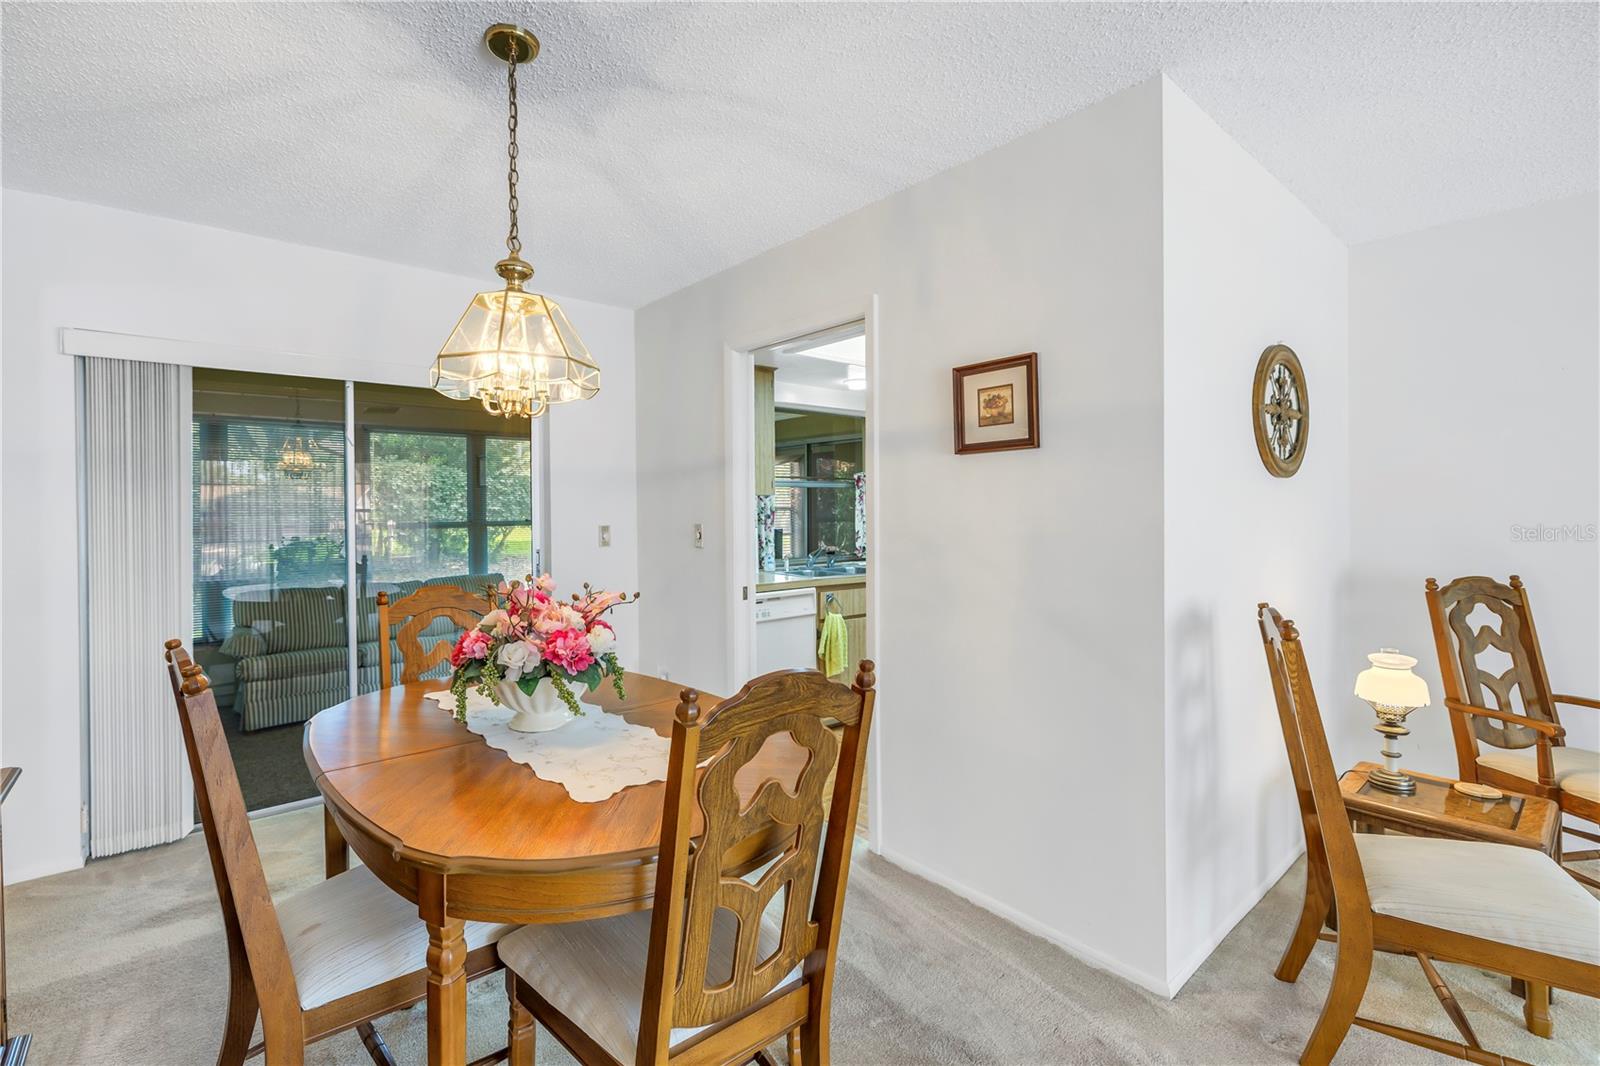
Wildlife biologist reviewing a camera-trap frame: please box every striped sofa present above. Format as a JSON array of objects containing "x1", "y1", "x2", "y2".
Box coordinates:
[{"x1": 220, "y1": 573, "x2": 500, "y2": 731}]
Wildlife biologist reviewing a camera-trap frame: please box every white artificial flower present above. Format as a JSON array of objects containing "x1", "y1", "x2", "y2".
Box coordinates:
[
  {"x1": 479, "y1": 609, "x2": 509, "y2": 635},
  {"x1": 497, "y1": 638, "x2": 538, "y2": 682},
  {"x1": 587, "y1": 625, "x2": 616, "y2": 655}
]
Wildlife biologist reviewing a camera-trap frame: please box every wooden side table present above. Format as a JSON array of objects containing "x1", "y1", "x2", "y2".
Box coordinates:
[
  {"x1": 1339, "y1": 761, "x2": 1560, "y2": 857},
  {"x1": 1339, "y1": 760, "x2": 1563, "y2": 1038}
]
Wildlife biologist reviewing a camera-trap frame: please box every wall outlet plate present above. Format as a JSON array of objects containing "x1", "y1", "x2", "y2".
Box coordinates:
[{"x1": 598, "y1": 524, "x2": 611, "y2": 547}]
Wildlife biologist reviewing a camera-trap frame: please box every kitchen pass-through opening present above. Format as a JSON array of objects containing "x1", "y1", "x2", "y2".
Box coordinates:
[{"x1": 748, "y1": 320, "x2": 870, "y2": 835}]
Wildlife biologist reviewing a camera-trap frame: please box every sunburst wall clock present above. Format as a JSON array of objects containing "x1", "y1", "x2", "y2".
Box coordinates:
[{"x1": 1252, "y1": 344, "x2": 1308, "y2": 477}]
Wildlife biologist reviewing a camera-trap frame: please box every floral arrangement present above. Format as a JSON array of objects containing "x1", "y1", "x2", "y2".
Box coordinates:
[{"x1": 447, "y1": 575, "x2": 637, "y2": 722}]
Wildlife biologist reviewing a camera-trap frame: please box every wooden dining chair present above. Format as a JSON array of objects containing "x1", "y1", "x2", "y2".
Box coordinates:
[
  {"x1": 375, "y1": 582, "x2": 492, "y2": 687},
  {"x1": 1425, "y1": 575, "x2": 1600, "y2": 889},
  {"x1": 495, "y1": 663, "x2": 877, "y2": 1066},
  {"x1": 1257, "y1": 605, "x2": 1599, "y2": 1065},
  {"x1": 162, "y1": 639, "x2": 518, "y2": 1066}
]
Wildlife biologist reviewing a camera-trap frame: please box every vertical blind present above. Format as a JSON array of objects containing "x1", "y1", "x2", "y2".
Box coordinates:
[{"x1": 84, "y1": 357, "x2": 194, "y2": 856}]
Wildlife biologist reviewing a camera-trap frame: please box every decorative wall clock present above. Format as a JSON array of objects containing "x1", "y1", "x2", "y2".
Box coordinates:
[{"x1": 1252, "y1": 344, "x2": 1308, "y2": 478}]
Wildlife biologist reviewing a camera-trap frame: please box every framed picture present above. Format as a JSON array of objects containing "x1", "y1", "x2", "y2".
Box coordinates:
[{"x1": 952, "y1": 352, "x2": 1039, "y2": 454}]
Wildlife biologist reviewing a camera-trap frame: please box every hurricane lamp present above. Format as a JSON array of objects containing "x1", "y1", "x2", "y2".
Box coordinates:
[{"x1": 1354, "y1": 649, "x2": 1431, "y2": 795}]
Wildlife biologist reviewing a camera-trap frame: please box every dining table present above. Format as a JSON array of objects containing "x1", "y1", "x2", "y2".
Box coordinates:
[{"x1": 303, "y1": 673, "x2": 811, "y2": 1066}]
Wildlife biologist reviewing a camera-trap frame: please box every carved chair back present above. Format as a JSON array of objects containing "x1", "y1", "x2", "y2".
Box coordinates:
[
  {"x1": 1257, "y1": 607, "x2": 1372, "y2": 932},
  {"x1": 162, "y1": 640, "x2": 301, "y2": 1045},
  {"x1": 376, "y1": 583, "x2": 491, "y2": 686},
  {"x1": 638, "y1": 665, "x2": 876, "y2": 1063},
  {"x1": 1425, "y1": 576, "x2": 1560, "y2": 757}
]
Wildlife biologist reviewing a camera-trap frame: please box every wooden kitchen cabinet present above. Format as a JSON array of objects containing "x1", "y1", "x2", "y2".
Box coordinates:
[{"x1": 815, "y1": 580, "x2": 867, "y2": 680}]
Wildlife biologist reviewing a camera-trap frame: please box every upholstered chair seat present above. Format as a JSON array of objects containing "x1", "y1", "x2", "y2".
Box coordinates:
[
  {"x1": 498, "y1": 909, "x2": 794, "y2": 1063},
  {"x1": 278, "y1": 865, "x2": 516, "y2": 1010},
  {"x1": 1354, "y1": 834, "x2": 1600, "y2": 964},
  {"x1": 1476, "y1": 746, "x2": 1600, "y2": 805}
]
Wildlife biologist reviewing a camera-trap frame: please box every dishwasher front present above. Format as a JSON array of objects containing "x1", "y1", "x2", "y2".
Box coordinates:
[{"x1": 753, "y1": 587, "x2": 819, "y2": 674}]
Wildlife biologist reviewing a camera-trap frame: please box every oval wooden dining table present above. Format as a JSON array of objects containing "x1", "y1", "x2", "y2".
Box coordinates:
[{"x1": 304, "y1": 674, "x2": 809, "y2": 1066}]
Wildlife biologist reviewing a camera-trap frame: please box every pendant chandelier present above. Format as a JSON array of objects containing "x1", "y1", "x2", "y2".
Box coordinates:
[
  {"x1": 278, "y1": 396, "x2": 315, "y2": 479},
  {"x1": 432, "y1": 24, "x2": 600, "y2": 419}
]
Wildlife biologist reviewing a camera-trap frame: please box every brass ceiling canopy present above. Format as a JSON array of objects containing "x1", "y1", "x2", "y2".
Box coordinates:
[
  {"x1": 432, "y1": 22, "x2": 599, "y2": 420},
  {"x1": 484, "y1": 24, "x2": 540, "y2": 64}
]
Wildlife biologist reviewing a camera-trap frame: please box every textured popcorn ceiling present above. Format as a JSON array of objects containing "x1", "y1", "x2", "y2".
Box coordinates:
[{"x1": 3, "y1": 2, "x2": 1594, "y2": 308}]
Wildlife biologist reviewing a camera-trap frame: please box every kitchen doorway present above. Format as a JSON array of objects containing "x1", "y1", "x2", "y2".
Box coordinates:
[{"x1": 728, "y1": 315, "x2": 878, "y2": 844}]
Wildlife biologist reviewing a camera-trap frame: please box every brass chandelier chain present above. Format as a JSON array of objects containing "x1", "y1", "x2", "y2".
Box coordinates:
[
  {"x1": 433, "y1": 23, "x2": 598, "y2": 423},
  {"x1": 505, "y1": 42, "x2": 521, "y2": 258}
]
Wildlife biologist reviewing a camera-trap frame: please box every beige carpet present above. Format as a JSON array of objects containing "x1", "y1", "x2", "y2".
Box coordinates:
[{"x1": 8, "y1": 806, "x2": 1597, "y2": 1065}]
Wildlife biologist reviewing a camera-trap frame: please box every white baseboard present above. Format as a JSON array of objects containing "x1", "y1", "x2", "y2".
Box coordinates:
[
  {"x1": 1165, "y1": 845, "x2": 1304, "y2": 996},
  {"x1": 4, "y1": 852, "x2": 86, "y2": 887},
  {"x1": 248, "y1": 795, "x2": 323, "y2": 820},
  {"x1": 877, "y1": 847, "x2": 1173, "y2": 998}
]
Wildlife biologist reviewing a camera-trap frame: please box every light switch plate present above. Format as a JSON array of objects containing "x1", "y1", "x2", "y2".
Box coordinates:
[
  {"x1": 598, "y1": 524, "x2": 611, "y2": 547},
  {"x1": 693, "y1": 523, "x2": 704, "y2": 549}
]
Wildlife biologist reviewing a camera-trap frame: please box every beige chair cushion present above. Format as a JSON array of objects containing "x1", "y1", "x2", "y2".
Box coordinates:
[
  {"x1": 1355, "y1": 834, "x2": 1600, "y2": 964},
  {"x1": 276, "y1": 865, "x2": 515, "y2": 1010},
  {"x1": 498, "y1": 907, "x2": 800, "y2": 1064},
  {"x1": 1477, "y1": 745, "x2": 1600, "y2": 804}
]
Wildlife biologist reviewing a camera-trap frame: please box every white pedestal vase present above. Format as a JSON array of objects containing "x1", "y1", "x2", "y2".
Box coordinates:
[{"x1": 497, "y1": 679, "x2": 577, "y2": 733}]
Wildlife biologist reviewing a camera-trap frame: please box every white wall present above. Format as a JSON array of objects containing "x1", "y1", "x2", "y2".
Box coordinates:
[
  {"x1": 1348, "y1": 194, "x2": 1600, "y2": 776},
  {"x1": 1159, "y1": 81, "x2": 1351, "y2": 991},
  {"x1": 635, "y1": 78, "x2": 1173, "y2": 991},
  {"x1": 1, "y1": 190, "x2": 638, "y2": 884}
]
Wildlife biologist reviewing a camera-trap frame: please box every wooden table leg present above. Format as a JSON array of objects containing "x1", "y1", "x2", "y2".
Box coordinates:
[
  {"x1": 1523, "y1": 981, "x2": 1553, "y2": 1038},
  {"x1": 420, "y1": 873, "x2": 468, "y2": 1066},
  {"x1": 324, "y1": 804, "x2": 349, "y2": 877}
]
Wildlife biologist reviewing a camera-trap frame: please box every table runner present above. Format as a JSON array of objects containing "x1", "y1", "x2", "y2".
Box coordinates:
[{"x1": 423, "y1": 690, "x2": 672, "y2": 803}]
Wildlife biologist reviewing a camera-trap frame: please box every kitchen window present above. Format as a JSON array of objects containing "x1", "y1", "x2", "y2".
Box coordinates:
[{"x1": 773, "y1": 436, "x2": 862, "y2": 560}]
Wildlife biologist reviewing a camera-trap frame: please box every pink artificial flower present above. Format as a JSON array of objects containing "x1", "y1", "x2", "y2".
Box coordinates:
[
  {"x1": 533, "y1": 602, "x2": 586, "y2": 636},
  {"x1": 543, "y1": 627, "x2": 596, "y2": 676},
  {"x1": 579, "y1": 590, "x2": 624, "y2": 624},
  {"x1": 451, "y1": 628, "x2": 492, "y2": 667}
]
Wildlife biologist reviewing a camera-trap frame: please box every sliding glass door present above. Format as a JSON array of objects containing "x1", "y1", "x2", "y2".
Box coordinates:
[
  {"x1": 352, "y1": 383, "x2": 536, "y2": 696},
  {"x1": 190, "y1": 371, "x2": 351, "y2": 811},
  {"x1": 191, "y1": 369, "x2": 540, "y2": 810}
]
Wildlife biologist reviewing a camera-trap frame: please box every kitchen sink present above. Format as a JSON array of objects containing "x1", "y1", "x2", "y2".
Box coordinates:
[{"x1": 780, "y1": 562, "x2": 866, "y2": 577}]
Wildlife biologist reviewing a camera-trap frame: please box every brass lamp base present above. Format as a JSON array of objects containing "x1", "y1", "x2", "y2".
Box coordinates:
[
  {"x1": 485, "y1": 24, "x2": 540, "y2": 64},
  {"x1": 1367, "y1": 707, "x2": 1417, "y2": 795},
  {"x1": 1366, "y1": 764, "x2": 1417, "y2": 795}
]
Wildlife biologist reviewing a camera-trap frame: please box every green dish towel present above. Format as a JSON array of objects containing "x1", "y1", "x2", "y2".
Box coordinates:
[{"x1": 818, "y1": 611, "x2": 848, "y2": 677}]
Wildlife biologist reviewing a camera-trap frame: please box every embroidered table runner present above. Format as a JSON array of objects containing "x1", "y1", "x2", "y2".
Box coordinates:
[{"x1": 423, "y1": 690, "x2": 672, "y2": 803}]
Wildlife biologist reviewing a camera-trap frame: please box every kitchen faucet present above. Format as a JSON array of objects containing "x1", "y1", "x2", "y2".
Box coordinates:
[{"x1": 807, "y1": 544, "x2": 838, "y2": 567}]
